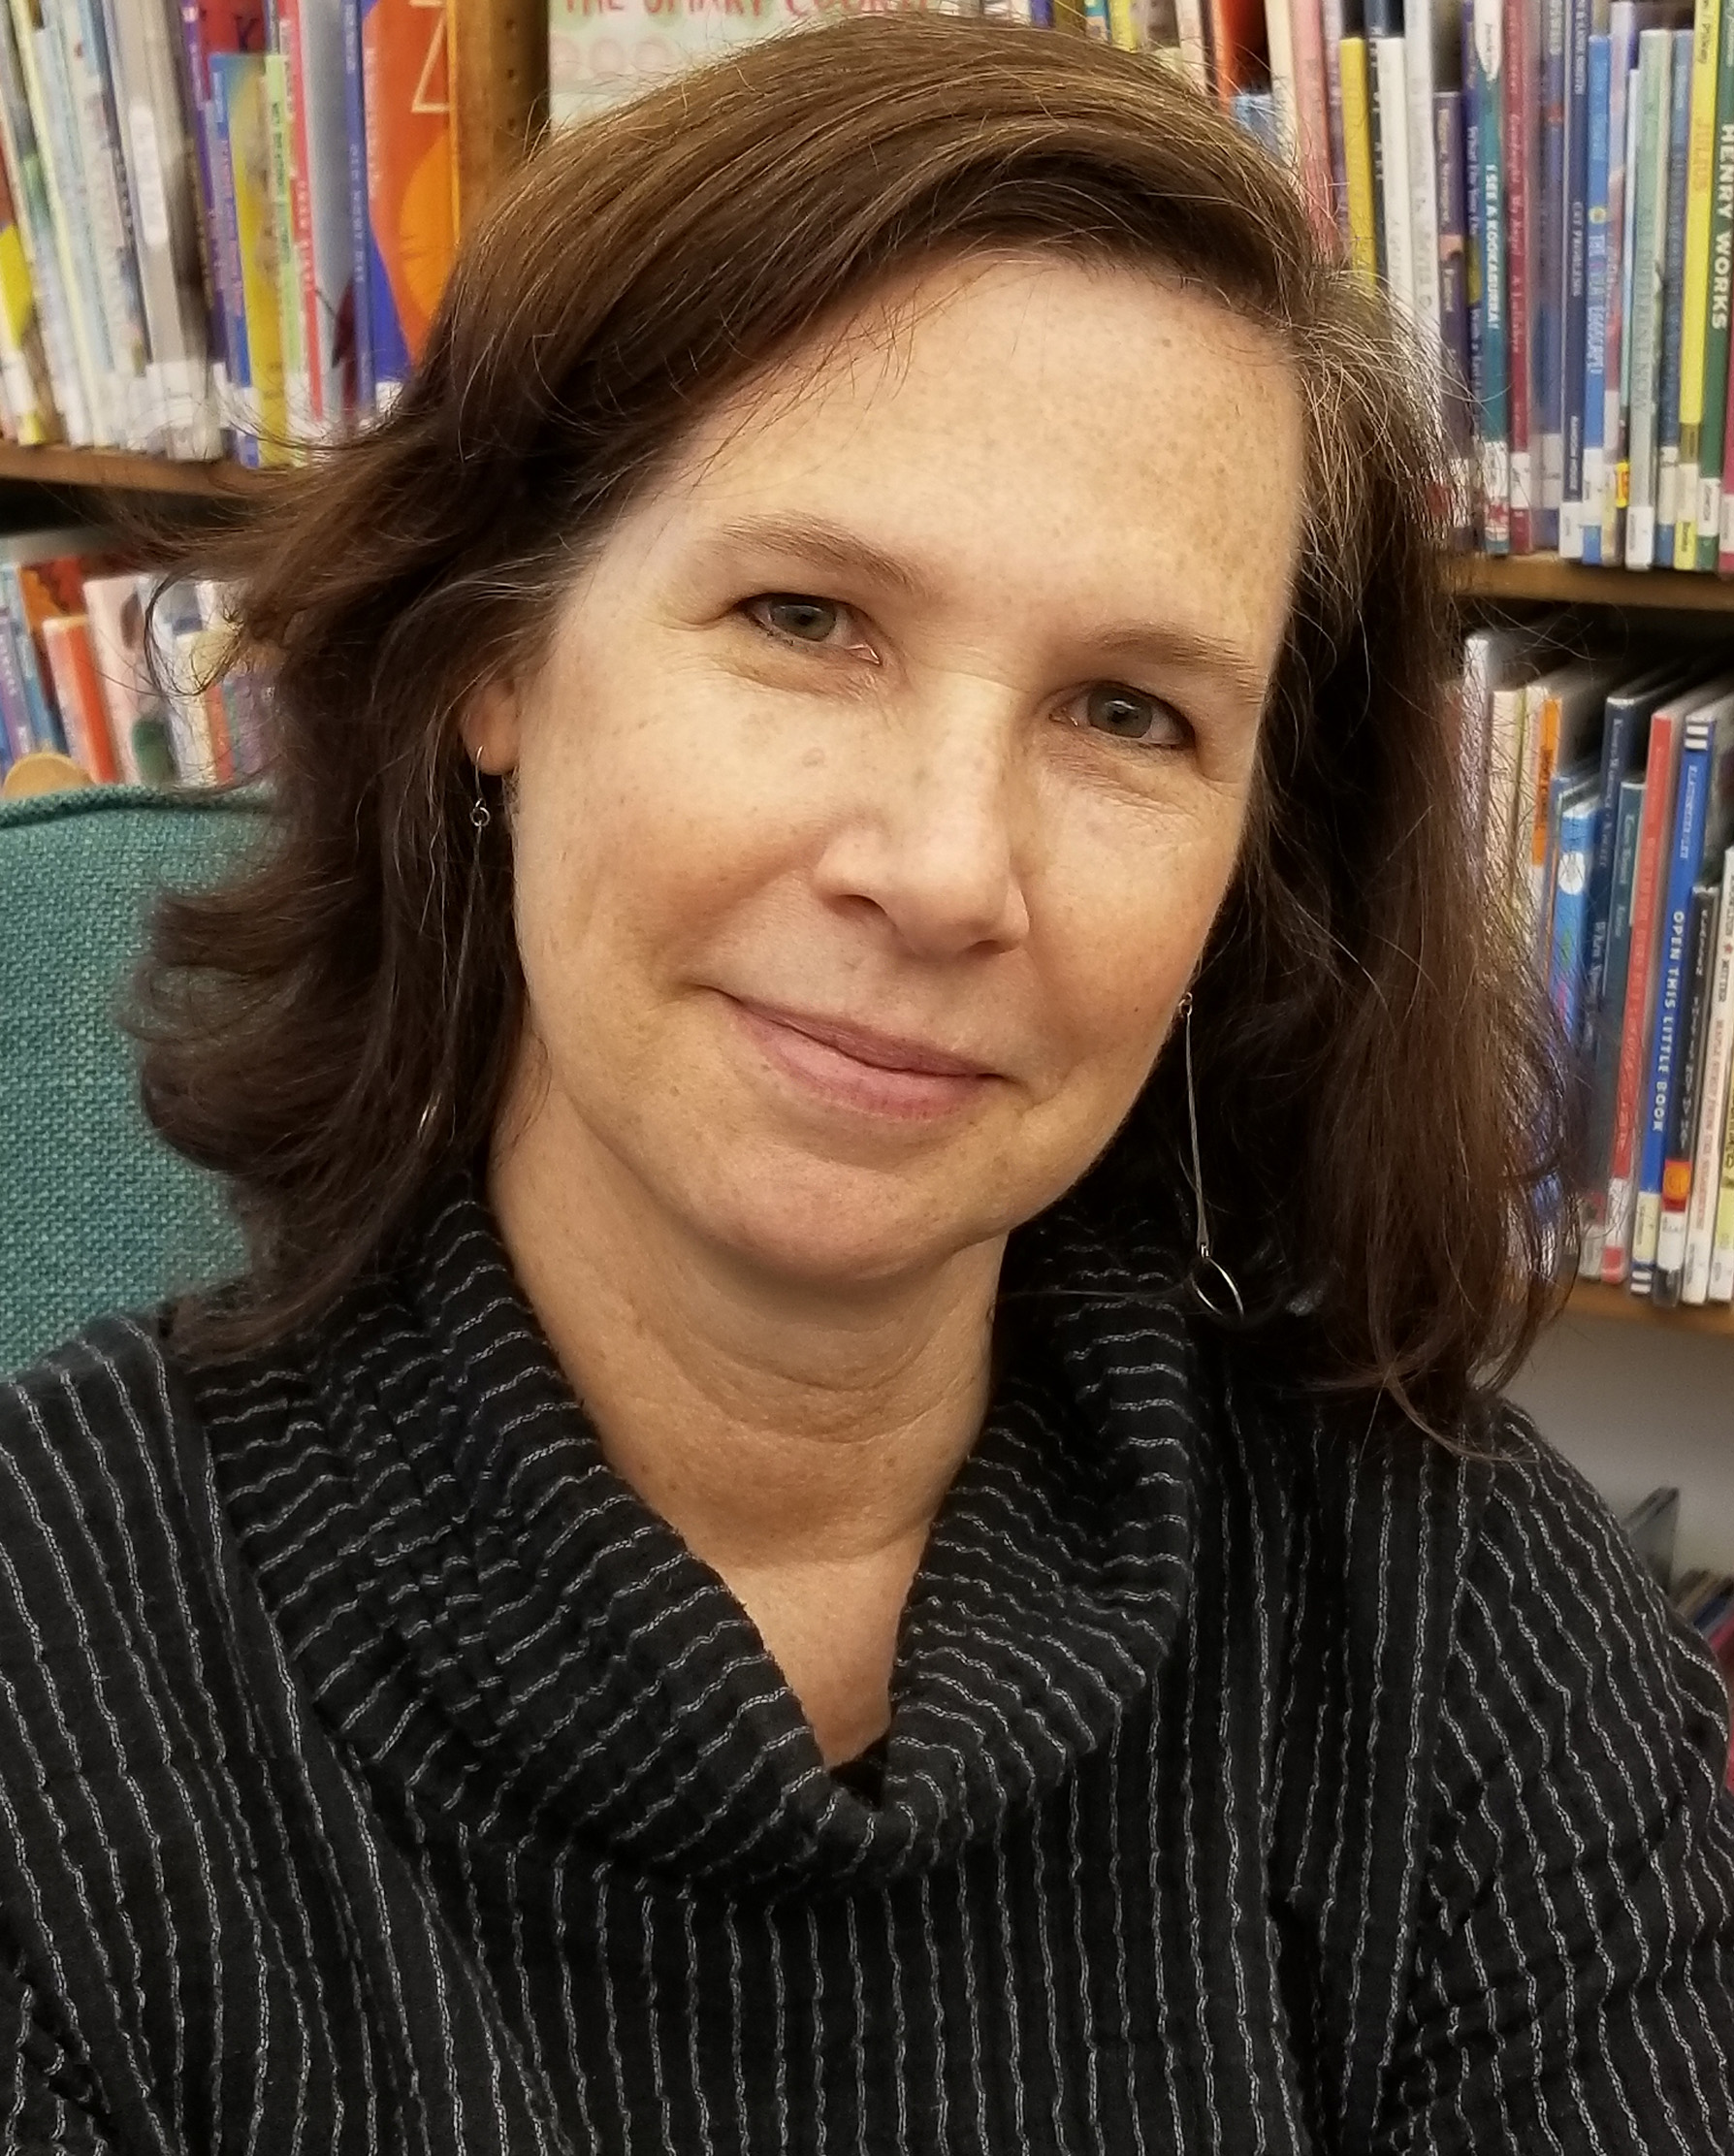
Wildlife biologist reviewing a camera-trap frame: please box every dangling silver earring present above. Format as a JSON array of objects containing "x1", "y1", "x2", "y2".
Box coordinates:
[
  {"x1": 1178, "y1": 991, "x2": 1244, "y2": 1321},
  {"x1": 470, "y1": 757, "x2": 492, "y2": 834}
]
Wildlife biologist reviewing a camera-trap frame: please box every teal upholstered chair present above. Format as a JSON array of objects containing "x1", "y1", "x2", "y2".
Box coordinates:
[{"x1": 0, "y1": 786, "x2": 265, "y2": 1376}]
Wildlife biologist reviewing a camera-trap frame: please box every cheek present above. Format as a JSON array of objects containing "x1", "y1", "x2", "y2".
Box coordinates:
[{"x1": 1037, "y1": 792, "x2": 1245, "y2": 1076}]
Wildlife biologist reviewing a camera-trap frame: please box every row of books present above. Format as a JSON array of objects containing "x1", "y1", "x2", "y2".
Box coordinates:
[
  {"x1": 1622, "y1": 1487, "x2": 1734, "y2": 1784},
  {"x1": 1085, "y1": 0, "x2": 1734, "y2": 575},
  {"x1": 0, "y1": 2, "x2": 455, "y2": 466},
  {"x1": 0, "y1": 527, "x2": 266, "y2": 788},
  {"x1": 1228, "y1": 0, "x2": 1734, "y2": 572},
  {"x1": 1466, "y1": 620, "x2": 1734, "y2": 1303}
]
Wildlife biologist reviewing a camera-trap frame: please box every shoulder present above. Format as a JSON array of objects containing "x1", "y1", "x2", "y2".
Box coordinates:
[
  {"x1": 0, "y1": 1312, "x2": 236, "y2": 1718},
  {"x1": 1434, "y1": 1403, "x2": 1733, "y2": 1825}
]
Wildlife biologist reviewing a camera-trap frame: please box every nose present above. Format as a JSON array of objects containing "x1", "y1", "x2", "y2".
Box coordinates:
[{"x1": 810, "y1": 677, "x2": 1033, "y2": 960}]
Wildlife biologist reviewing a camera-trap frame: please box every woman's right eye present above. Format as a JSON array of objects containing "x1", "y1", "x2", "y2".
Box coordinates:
[{"x1": 744, "y1": 594, "x2": 846, "y2": 644}]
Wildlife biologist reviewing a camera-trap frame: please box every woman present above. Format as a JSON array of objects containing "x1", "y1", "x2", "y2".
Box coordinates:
[{"x1": 3, "y1": 15, "x2": 1730, "y2": 2153}]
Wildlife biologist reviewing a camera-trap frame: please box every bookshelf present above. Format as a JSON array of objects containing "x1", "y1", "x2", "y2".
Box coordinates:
[
  {"x1": 0, "y1": 12, "x2": 1725, "y2": 1343},
  {"x1": 1454, "y1": 556, "x2": 1734, "y2": 613}
]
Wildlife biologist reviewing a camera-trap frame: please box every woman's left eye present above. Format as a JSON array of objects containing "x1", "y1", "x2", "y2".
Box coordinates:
[
  {"x1": 1076, "y1": 683, "x2": 1194, "y2": 749},
  {"x1": 745, "y1": 594, "x2": 851, "y2": 645}
]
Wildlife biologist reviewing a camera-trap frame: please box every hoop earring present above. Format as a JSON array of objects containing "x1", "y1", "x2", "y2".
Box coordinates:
[{"x1": 1177, "y1": 991, "x2": 1244, "y2": 1321}]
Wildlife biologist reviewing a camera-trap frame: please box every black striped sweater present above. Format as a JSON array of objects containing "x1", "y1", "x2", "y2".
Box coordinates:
[{"x1": 2, "y1": 1178, "x2": 1732, "y2": 2155}]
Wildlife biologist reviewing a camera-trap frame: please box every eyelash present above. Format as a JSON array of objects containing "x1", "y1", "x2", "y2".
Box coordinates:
[{"x1": 738, "y1": 592, "x2": 1196, "y2": 752}]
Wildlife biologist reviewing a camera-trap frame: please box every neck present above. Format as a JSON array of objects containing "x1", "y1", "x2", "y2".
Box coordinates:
[{"x1": 485, "y1": 1101, "x2": 1001, "y2": 1760}]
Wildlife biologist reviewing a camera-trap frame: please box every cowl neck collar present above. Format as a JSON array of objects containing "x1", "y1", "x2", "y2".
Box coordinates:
[{"x1": 213, "y1": 1176, "x2": 1212, "y2": 1895}]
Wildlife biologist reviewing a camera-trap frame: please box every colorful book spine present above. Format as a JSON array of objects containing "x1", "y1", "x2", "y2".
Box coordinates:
[
  {"x1": 1600, "y1": 6, "x2": 1637, "y2": 563},
  {"x1": 1685, "y1": 845, "x2": 1734, "y2": 1300},
  {"x1": 1655, "y1": 29, "x2": 1695, "y2": 564},
  {"x1": 1612, "y1": 23, "x2": 1643, "y2": 562},
  {"x1": 263, "y1": 48, "x2": 309, "y2": 446},
  {"x1": 1340, "y1": 35, "x2": 1379, "y2": 288},
  {"x1": 1675, "y1": 0, "x2": 1727, "y2": 566},
  {"x1": 1581, "y1": 774, "x2": 1648, "y2": 1275},
  {"x1": 279, "y1": 0, "x2": 353, "y2": 432},
  {"x1": 211, "y1": 50, "x2": 286, "y2": 465},
  {"x1": 1373, "y1": 33, "x2": 1417, "y2": 316},
  {"x1": 1625, "y1": 30, "x2": 1675, "y2": 568},
  {"x1": 1582, "y1": 32, "x2": 1612, "y2": 561},
  {"x1": 9, "y1": 0, "x2": 114, "y2": 443},
  {"x1": 1633, "y1": 701, "x2": 1725, "y2": 1289},
  {"x1": 188, "y1": 9, "x2": 263, "y2": 464},
  {"x1": 1549, "y1": 782, "x2": 1601, "y2": 1036},
  {"x1": 0, "y1": 119, "x2": 48, "y2": 442},
  {"x1": 39, "y1": 609, "x2": 114, "y2": 783},
  {"x1": 1321, "y1": 0, "x2": 1350, "y2": 238},
  {"x1": 1506, "y1": 0, "x2": 1537, "y2": 551},
  {"x1": 1699, "y1": 0, "x2": 1734, "y2": 567},
  {"x1": 48, "y1": 0, "x2": 151, "y2": 447},
  {"x1": 1538, "y1": 0, "x2": 1567, "y2": 550},
  {"x1": 340, "y1": 0, "x2": 371, "y2": 413},
  {"x1": 1605, "y1": 694, "x2": 1686, "y2": 1281},
  {"x1": 1559, "y1": 0, "x2": 1593, "y2": 555},
  {"x1": 1288, "y1": 0, "x2": 1335, "y2": 234},
  {"x1": 0, "y1": 585, "x2": 33, "y2": 762},
  {"x1": 0, "y1": 561, "x2": 55, "y2": 754},
  {"x1": 1475, "y1": 0, "x2": 1512, "y2": 549},
  {"x1": 1403, "y1": 0, "x2": 1443, "y2": 397},
  {"x1": 360, "y1": 0, "x2": 453, "y2": 410},
  {"x1": 1438, "y1": 90, "x2": 1475, "y2": 539},
  {"x1": 1654, "y1": 875, "x2": 1723, "y2": 1302},
  {"x1": 0, "y1": 0, "x2": 80, "y2": 443},
  {"x1": 1464, "y1": 9, "x2": 1489, "y2": 540},
  {"x1": 101, "y1": 0, "x2": 217, "y2": 459}
]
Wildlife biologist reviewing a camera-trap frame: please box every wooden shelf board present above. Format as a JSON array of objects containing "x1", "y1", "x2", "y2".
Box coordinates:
[
  {"x1": 1563, "y1": 1280, "x2": 1734, "y2": 1333},
  {"x1": 1451, "y1": 552, "x2": 1734, "y2": 611},
  {"x1": 0, "y1": 443, "x2": 242, "y2": 498}
]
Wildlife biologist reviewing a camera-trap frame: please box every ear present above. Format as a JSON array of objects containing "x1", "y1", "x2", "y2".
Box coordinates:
[{"x1": 461, "y1": 678, "x2": 522, "y2": 775}]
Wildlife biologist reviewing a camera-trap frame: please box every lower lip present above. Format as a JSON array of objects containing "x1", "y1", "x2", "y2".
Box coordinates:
[{"x1": 729, "y1": 1002, "x2": 992, "y2": 1122}]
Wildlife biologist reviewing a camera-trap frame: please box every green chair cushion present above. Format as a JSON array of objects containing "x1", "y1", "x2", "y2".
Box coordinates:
[{"x1": 0, "y1": 786, "x2": 265, "y2": 1375}]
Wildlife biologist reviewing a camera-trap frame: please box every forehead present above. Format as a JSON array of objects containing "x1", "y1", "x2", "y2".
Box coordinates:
[{"x1": 637, "y1": 251, "x2": 1308, "y2": 685}]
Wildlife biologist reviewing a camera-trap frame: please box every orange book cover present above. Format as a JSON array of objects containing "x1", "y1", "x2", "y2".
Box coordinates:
[
  {"x1": 361, "y1": 0, "x2": 455, "y2": 400},
  {"x1": 14, "y1": 551, "x2": 124, "y2": 744},
  {"x1": 40, "y1": 615, "x2": 119, "y2": 785}
]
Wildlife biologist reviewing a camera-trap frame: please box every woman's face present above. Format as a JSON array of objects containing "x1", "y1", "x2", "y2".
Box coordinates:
[{"x1": 469, "y1": 252, "x2": 1306, "y2": 1292}]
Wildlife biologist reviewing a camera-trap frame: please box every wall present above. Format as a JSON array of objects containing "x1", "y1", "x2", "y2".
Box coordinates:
[{"x1": 1512, "y1": 1314, "x2": 1734, "y2": 1577}]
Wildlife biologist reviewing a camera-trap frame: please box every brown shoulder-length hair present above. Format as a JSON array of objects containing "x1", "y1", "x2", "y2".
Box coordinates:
[{"x1": 134, "y1": 10, "x2": 1569, "y2": 1424}]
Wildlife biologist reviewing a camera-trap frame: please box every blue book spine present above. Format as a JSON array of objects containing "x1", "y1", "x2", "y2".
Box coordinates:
[
  {"x1": 342, "y1": 0, "x2": 374, "y2": 414},
  {"x1": 0, "y1": 566, "x2": 59, "y2": 756},
  {"x1": 1540, "y1": 0, "x2": 1569, "y2": 549},
  {"x1": 1582, "y1": 773, "x2": 1649, "y2": 1271},
  {"x1": 0, "y1": 595, "x2": 32, "y2": 764},
  {"x1": 1655, "y1": 28, "x2": 1694, "y2": 565},
  {"x1": 1465, "y1": 6, "x2": 1489, "y2": 474},
  {"x1": 1632, "y1": 724, "x2": 1714, "y2": 1290},
  {"x1": 206, "y1": 48, "x2": 257, "y2": 469},
  {"x1": 1551, "y1": 788, "x2": 1602, "y2": 1037},
  {"x1": 1561, "y1": 0, "x2": 1595, "y2": 552},
  {"x1": 1584, "y1": 676, "x2": 1668, "y2": 1046},
  {"x1": 1476, "y1": 0, "x2": 1512, "y2": 550},
  {"x1": 1583, "y1": 34, "x2": 1613, "y2": 563}
]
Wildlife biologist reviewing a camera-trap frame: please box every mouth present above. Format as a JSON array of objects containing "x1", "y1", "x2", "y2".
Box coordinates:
[{"x1": 725, "y1": 997, "x2": 999, "y2": 1120}]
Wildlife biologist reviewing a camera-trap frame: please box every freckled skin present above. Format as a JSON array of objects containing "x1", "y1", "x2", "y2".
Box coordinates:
[
  {"x1": 470, "y1": 253, "x2": 1306, "y2": 1295},
  {"x1": 462, "y1": 252, "x2": 1307, "y2": 1755}
]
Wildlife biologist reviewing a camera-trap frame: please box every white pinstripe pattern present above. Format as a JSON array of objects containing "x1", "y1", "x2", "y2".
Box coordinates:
[{"x1": 0, "y1": 1183, "x2": 1729, "y2": 2152}]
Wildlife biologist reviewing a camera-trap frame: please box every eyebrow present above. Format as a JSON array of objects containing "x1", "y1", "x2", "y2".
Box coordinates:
[{"x1": 703, "y1": 512, "x2": 1271, "y2": 705}]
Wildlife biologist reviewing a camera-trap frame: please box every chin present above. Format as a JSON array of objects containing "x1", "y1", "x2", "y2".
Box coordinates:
[{"x1": 685, "y1": 1156, "x2": 1008, "y2": 1291}]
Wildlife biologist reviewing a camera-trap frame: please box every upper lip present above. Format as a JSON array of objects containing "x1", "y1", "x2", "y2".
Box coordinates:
[{"x1": 736, "y1": 999, "x2": 998, "y2": 1078}]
